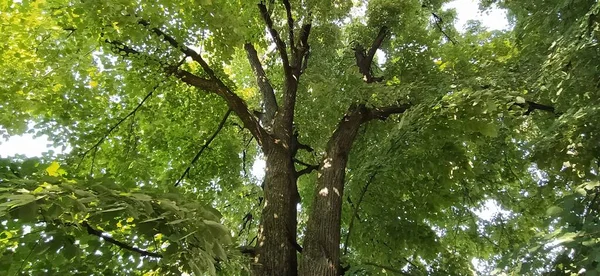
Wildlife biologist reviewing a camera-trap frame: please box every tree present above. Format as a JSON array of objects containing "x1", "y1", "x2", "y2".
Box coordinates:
[{"x1": 1, "y1": 0, "x2": 599, "y2": 275}]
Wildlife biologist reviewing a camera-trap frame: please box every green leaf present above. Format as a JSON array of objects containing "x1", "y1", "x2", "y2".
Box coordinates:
[{"x1": 546, "y1": 206, "x2": 563, "y2": 216}]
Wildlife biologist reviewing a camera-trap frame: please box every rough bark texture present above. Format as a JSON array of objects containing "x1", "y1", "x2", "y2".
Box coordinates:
[
  {"x1": 300, "y1": 105, "x2": 370, "y2": 276},
  {"x1": 244, "y1": 43, "x2": 278, "y2": 128},
  {"x1": 253, "y1": 138, "x2": 298, "y2": 276}
]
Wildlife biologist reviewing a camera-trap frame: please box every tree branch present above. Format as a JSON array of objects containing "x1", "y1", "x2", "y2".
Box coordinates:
[
  {"x1": 354, "y1": 26, "x2": 388, "y2": 83},
  {"x1": 368, "y1": 27, "x2": 388, "y2": 62},
  {"x1": 343, "y1": 173, "x2": 376, "y2": 255},
  {"x1": 244, "y1": 43, "x2": 278, "y2": 127},
  {"x1": 294, "y1": 159, "x2": 319, "y2": 177},
  {"x1": 172, "y1": 69, "x2": 222, "y2": 93},
  {"x1": 520, "y1": 101, "x2": 556, "y2": 115},
  {"x1": 134, "y1": 19, "x2": 267, "y2": 145},
  {"x1": 282, "y1": 0, "x2": 295, "y2": 56},
  {"x1": 297, "y1": 23, "x2": 312, "y2": 74},
  {"x1": 239, "y1": 245, "x2": 257, "y2": 256},
  {"x1": 106, "y1": 39, "x2": 140, "y2": 56},
  {"x1": 175, "y1": 109, "x2": 233, "y2": 186},
  {"x1": 257, "y1": 2, "x2": 291, "y2": 76},
  {"x1": 431, "y1": 13, "x2": 457, "y2": 45},
  {"x1": 77, "y1": 83, "x2": 161, "y2": 170},
  {"x1": 81, "y1": 221, "x2": 162, "y2": 258},
  {"x1": 138, "y1": 20, "x2": 215, "y2": 77},
  {"x1": 364, "y1": 103, "x2": 412, "y2": 122}
]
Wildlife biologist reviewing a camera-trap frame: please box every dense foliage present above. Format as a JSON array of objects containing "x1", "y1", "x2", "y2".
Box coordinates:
[{"x1": 1, "y1": 0, "x2": 599, "y2": 275}]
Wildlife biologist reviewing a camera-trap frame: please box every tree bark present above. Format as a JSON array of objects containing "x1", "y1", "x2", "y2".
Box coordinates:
[
  {"x1": 253, "y1": 138, "x2": 299, "y2": 276},
  {"x1": 299, "y1": 103, "x2": 409, "y2": 276},
  {"x1": 300, "y1": 105, "x2": 370, "y2": 276}
]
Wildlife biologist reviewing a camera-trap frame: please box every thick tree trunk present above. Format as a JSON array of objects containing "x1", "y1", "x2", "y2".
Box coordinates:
[
  {"x1": 300, "y1": 106, "x2": 368, "y2": 276},
  {"x1": 253, "y1": 139, "x2": 298, "y2": 276}
]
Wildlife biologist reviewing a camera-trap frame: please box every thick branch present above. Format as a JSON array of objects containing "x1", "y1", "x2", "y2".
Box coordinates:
[
  {"x1": 257, "y1": 3, "x2": 291, "y2": 76},
  {"x1": 172, "y1": 69, "x2": 222, "y2": 94},
  {"x1": 294, "y1": 158, "x2": 319, "y2": 177},
  {"x1": 135, "y1": 20, "x2": 267, "y2": 144},
  {"x1": 106, "y1": 39, "x2": 140, "y2": 56},
  {"x1": 107, "y1": 38, "x2": 264, "y2": 143},
  {"x1": 283, "y1": 0, "x2": 295, "y2": 56},
  {"x1": 519, "y1": 101, "x2": 556, "y2": 115},
  {"x1": 239, "y1": 246, "x2": 257, "y2": 256},
  {"x1": 138, "y1": 20, "x2": 215, "y2": 77},
  {"x1": 82, "y1": 221, "x2": 162, "y2": 258},
  {"x1": 297, "y1": 23, "x2": 312, "y2": 74},
  {"x1": 354, "y1": 26, "x2": 388, "y2": 83},
  {"x1": 244, "y1": 43, "x2": 278, "y2": 126},
  {"x1": 175, "y1": 109, "x2": 232, "y2": 186},
  {"x1": 365, "y1": 104, "x2": 412, "y2": 122},
  {"x1": 367, "y1": 27, "x2": 389, "y2": 62}
]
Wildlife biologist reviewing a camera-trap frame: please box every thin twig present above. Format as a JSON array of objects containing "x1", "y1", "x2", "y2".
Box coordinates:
[
  {"x1": 90, "y1": 147, "x2": 98, "y2": 176},
  {"x1": 18, "y1": 239, "x2": 39, "y2": 274},
  {"x1": 175, "y1": 109, "x2": 233, "y2": 186},
  {"x1": 82, "y1": 221, "x2": 162, "y2": 258},
  {"x1": 76, "y1": 57, "x2": 186, "y2": 171},
  {"x1": 432, "y1": 13, "x2": 457, "y2": 45},
  {"x1": 77, "y1": 83, "x2": 160, "y2": 170},
  {"x1": 343, "y1": 173, "x2": 376, "y2": 255}
]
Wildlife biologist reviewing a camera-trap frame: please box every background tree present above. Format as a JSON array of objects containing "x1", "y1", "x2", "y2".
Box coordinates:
[{"x1": 0, "y1": 0, "x2": 599, "y2": 275}]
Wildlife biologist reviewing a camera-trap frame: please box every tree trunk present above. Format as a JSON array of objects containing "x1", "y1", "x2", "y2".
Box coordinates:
[
  {"x1": 253, "y1": 139, "x2": 298, "y2": 276},
  {"x1": 300, "y1": 106, "x2": 368, "y2": 276}
]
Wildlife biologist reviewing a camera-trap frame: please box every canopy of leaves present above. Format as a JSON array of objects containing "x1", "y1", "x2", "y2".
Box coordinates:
[{"x1": 0, "y1": 0, "x2": 599, "y2": 275}]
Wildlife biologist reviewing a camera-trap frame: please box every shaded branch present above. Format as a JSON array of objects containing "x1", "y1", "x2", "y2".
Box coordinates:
[
  {"x1": 239, "y1": 246, "x2": 257, "y2": 256},
  {"x1": 106, "y1": 39, "x2": 140, "y2": 56},
  {"x1": 353, "y1": 26, "x2": 388, "y2": 83},
  {"x1": 175, "y1": 109, "x2": 233, "y2": 186},
  {"x1": 296, "y1": 140, "x2": 313, "y2": 152},
  {"x1": 244, "y1": 43, "x2": 278, "y2": 126},
  {"x1": 291, "y1": 130, "x2": 314, "y2": 154},
  {"x1": 172, "y1": 69, "x2": 222, "y2": 92},
  {"x1": 283, "y1": 0, "x2": 295, "y2": 56},
  {"x1": 138, "y1": 20, "x2": 215, "y2": 77},
  {"x1": 520, "y1": 100, "x2": 556, "y2": 115},
  {"x1": 368, "y1": 27, "x2": 388, "y2": 62},
  {"x1": 82, "y1": 221, "x2": 162, "y2": 258},
  {"x1": 364, "y1": 103, "x2": 412, "y2": 122},
  {"x1": 297, "y1": 23, "x2": 312, "y2": 74},
  {"x1": 256, "y1": 2, "x2": 312, "y2": 134},
  {"x1": 294, "y1": 158, "x2": 319, "y2": 177},
  {"x1": 258, "y1": 2, "x2": 291, "y2": 76},
  {"x1": 343, "y1": 173, "x2": 376, "y2": 255},
  {"x1": 136, "y1": 20, "x2": 267, "y2": 144}
]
